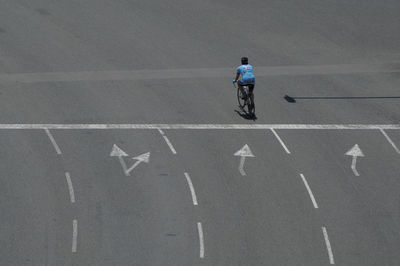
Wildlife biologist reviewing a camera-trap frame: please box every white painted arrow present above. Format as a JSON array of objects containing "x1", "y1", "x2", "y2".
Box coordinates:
[
  {"x1": 110, "y1": 144, "x2": 150, "y2": 176},
  {"x1": 345, "y1": 144, "x2": 364, "y2": 176},
  {"x1": 234, "y1": 144, "x2": 255, "y2": 176},
  {"x1": 125, "y1": 152, "x2": 150, "y2": 175}
]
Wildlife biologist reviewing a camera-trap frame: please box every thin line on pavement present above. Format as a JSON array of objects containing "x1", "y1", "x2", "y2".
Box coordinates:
[
  {"x1": 65, "y1": 172, "x2": 76, "y2": 203},
  {"x1": 157, "y1": 128, "x2": 177, "y2": 154},
  {"x1": 0, "y1": 124, "x2": 399, "y2": 129},
  {"x1": 44, "y1": 128, "x2": 62, "y2": 154},
  {"x1": 322, "y1": 226, "x2": 335, "y2": 264},
  {"x1": 184, "y1": 172, "x2": 198, "y2": 205},
  {"x1": 72, "y1": 219, "x2": 78, "y2": 253},
  {"x1": 197, "y1": 222, "x2": 205, "y2": 259},
  {"x1": 271, "y1": 128, "x2": 291, "y2": 154},
  {"x1": 299, "y1": 174, "x2": 318, "y2": 209},
  {"x1": 380, "y1": 129, "x2": 400, "y2": 154}
]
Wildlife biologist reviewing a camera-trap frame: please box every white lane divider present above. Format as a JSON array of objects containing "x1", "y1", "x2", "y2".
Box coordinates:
[
  {"x1": 380, "y1": 129, "x2": 400, "y2": 154},
  {"x1": 44, "y1": 128, "x2": 62, "y2": 154},
  {"x1": 72, "y1": 219, "x2": 78, "y2": 253},
  {"x1": 322, "y1": 226, "x2": 335, "y2": 264},
  {"x1": 299, "y1": 174, "x2": 319, "y2": 209},
  {"x1": 157, "y1": 129, "x2": 177, "y2": 154},
  {"x1": 270, "y1": 128, "x2": 291, "y2": 154},
  {"x1": 197, "y1": 222, "x2": 205, "y2": 259},
  {"x1": 184, "y1": 173, "x2": 198, "y2": 205},
  {"x1": 65, "y1": 172, "x2": 76, "y2": 203}
]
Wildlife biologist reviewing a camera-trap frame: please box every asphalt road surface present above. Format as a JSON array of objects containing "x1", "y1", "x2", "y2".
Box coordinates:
[{"x1": 0, "y1": 0, "x2": 400, "y2": 265}]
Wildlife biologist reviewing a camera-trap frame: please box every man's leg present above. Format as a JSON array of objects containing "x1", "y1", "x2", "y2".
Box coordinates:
[{"x1": 238, "y1": 82, "x2": 246, "y2": 99}]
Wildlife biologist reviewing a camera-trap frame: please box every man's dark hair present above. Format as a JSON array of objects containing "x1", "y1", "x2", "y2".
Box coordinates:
[{"x1": 241, "y1": 57, "x2": 248, "y2": 64}]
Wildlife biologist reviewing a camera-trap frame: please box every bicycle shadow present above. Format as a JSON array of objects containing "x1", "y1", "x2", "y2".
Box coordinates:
[{"x1": 234, "y1": 108, "x2": 257, "y2": 120}]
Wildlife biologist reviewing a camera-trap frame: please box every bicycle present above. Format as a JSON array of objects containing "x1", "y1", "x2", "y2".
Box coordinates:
[{"x1": 233, "y1": 82, "x2": 255, "y2": 116}]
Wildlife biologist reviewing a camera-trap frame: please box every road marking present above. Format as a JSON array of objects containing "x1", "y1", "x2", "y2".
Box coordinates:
[
  {"x1": 0, "y1": 63, "x2": 399, "y2": 83},
  {"x1": 270, "y1": 128, "x2": 291, "y2": 154},
  {"x1": 234, "y1": 144, "x2": 255, "y2": 176},
  {"x1": 44, "y1": 128, "x2": 62, "y2": 154},
  {"x1": 380, "y1": 129, "x2": 400, "y2": 154},
  {"x1": 184, "y1": 173, "x2": 198, "y2": 205},
  {"x1": 65, "y1": 172, "x2": 75, "y2": 203},
  {"x1": 322, "y1": 226, "x2": 335, "y2": 264},
  {"x1": 345, "y1": 144, "x2": 364, "y2": 176},
  {"x1": 0, "y1": 124, "x2": 398, "y2": 129},
  {"x1": 72, "y1": 219, "x2": 78, "y2": 253},
  {"x1": 299, "y1": 174, "x2": 318, "y2": 209},
  {"x1": 197, "y1": 222, "x2": 205, "y2": 259},
  {"x1": 157, "y1": 129, "x2": 177, "y2": 154}
]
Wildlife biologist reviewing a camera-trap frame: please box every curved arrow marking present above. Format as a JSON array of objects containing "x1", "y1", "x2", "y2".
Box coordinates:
[
  {"x1": 234, "y1": 144, "x2": 255, "y2": 176},
  {"x1": 345, "y1": 144, "x2": 364, "y2": 176}
]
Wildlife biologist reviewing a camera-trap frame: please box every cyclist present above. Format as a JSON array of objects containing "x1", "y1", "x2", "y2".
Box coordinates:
[{"x1": 233, "y1": 57, "x2": 255, "y2": 109}]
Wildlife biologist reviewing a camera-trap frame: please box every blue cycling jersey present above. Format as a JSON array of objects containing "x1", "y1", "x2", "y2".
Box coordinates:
[{"x1": 237, "y1": 64, "x2": 255, "y2": 84}]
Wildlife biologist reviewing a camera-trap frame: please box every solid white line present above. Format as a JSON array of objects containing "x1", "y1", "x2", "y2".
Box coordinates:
[
  {"x1": 72, "y1": 219, "x2": 78, "y2": 253},
  {"x1": 270, "y1": 128, "x2": 291, "y2": 154},
  {"x1": 197, "y1": 222, "x2": 205, "y2": 259},
  {"x1": 184, "y1": 173, "x2": 198, "y2": 205},
  {"x1": 380, "y1": 129, "x2": 400, "y2": 154},
  {"x1": 157, "y1": 128, "x2": 177, "y2": 154},
  {"x1": 322, "y1": 226, "x2": 335, "y2": 264},
  {"x1": 0, "y1": 124, "x2": 398, "y2": 129},
  {"x1": 299, "y1": 174, "x2": 318, "y2": 209},
  {"x1": 65, "y1": 172, "x2": 76, "y2": 203},
  {"x1": 44, "y1": 128, "x2": 62, "y2": 154}
]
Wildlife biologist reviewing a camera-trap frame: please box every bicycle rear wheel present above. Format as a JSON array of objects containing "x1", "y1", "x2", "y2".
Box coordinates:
[{"x1": 237, "y1": 87, "x2": 246, "y2": 109}]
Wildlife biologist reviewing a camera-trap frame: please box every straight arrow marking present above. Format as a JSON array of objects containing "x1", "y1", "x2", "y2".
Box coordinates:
[
  {"x1": 345, "y1": 144, "x2": 364, "y2": 176},
  {"x1": 234, "y1": 144, "x2": 255, "y2": 176}
]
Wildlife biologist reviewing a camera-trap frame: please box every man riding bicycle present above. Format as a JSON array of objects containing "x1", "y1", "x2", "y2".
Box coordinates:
[{"x1": 233, "y1": 57, "x2": 255, "y2": 109}]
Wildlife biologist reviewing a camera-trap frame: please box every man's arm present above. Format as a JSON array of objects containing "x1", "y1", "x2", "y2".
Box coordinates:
[{"x1": 234, "y1": 72, "x2": 240, "y2": 82}]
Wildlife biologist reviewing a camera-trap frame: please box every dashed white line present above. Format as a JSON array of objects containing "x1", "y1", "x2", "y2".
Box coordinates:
[
  {"x1": 44, "y1": 128, "x2": 62, "y2": 154},
  {"x1": 322, "y1": 226, "x2": 335, "y2": 264},
  {"x1": 72, "y1": 219, "x2": 78, "y2": 253},
  {"x1": 270, "y1": 128, "x2": 291, "y2": 154},
  {"x1": 184, "y1": 172, "x2": 198, "y2": 205},
  {"x1": 65, "y1": 172, "x2": 76, "y2": 203},
  {"x1": 380, "y1": 129, "x2": 400, "y2": 154},
  {"x1": 299, "y1": 174, "x2": 319, "y2": 209},
  {"x1": 197, "y1": 222, "x2": 205, "y2": 259},
  {"x1": 157, "y1": 128, "x2": 177, "y2": 154},
  {"x1": 0, "y1": 124, "x2": 399, "y2": 129}
]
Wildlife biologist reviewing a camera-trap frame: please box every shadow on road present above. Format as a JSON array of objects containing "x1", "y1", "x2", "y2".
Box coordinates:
[
  {"x1": 234, "y1": 109, "x2": 257, "y2": 121},
  {"x1": 284, "y1": 94, "x2": 400, "y2": 103}
]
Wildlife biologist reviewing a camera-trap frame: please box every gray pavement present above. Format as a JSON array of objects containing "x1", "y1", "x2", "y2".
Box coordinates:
[{"x1": 0, "y1": 0, "x2": 400, "y2": 265}]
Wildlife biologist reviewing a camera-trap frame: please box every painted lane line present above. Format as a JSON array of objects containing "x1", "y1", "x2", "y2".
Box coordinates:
[
  {"x1": 380, "y1": 129, "x2": 400, "y2": 154},
  {"x1": 270, "y1": 128, "x2": 291, "y2": 154},
  {"x1": 184, "y1": 172, "x2": 198, "y2": 205},
  {"x1": 322, "y1": 226, "x2": 335, "y2": 264},
  {"x1": 44, "y1": 128, "x2": 62, "y2": 154},
  {"x1": 72, "y1": 219, "x2": 78, "y2": 253},
  {"x1": 197, "y1": 222, "x2": 205, "y2": 259},
  {"x1": 299, "y1": 174, "x2": 318, "y2": 209},
  {"x1": 157, "y1": 129, "x2": 177, "y2": 154},
  {"x1": 65, "y1": 172, "x2": 76, "y2": 203},
  {"x1": 0, "y1": 124, "x2": 399, "y2": 130}
]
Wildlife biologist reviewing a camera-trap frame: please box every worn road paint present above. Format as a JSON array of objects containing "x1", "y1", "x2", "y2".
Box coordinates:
[
  {"x1": 110, "y1": 144, "x2": 129, "y2": 176},
  {"x1": 271, "y1": 128, "x2": 291, "y2": 154},
  {"x1": 234, "y1": 144, "x2": 255, "y2": 176},
  {"x1": 197, "y1": 222, "x2": 205, "y2": 259},
  {"x1": 72, "y1": 220, "x2": 78, "y2": 253},
  {"x1": 44, "y1": 128, "x2": 62, "y2": 154},
  {"x1": 299, "y1": 174, "x2": 318, "y2": 209},
  {"x1": 322, "y1": 227, "x2": 335, "y2": 264},
  {"x1": 65, "y1": 172, "x2": 75, "y2": 203},
  {"x1": 380, "y1": 129, "x2": 400, "y2": 154},
  {"x1": 126, "y1": 152, "x2": 150, "y2": 175},
  {"x1": 0, "y1": 124, "x2": 399, "y2": 129},
  {"x1": 157, "y1": 129, "x2": 177, "y2": 154},
  {"x1": 184, "y1": 172, "x2": 198, "y2": 205},
  {"x1": 345, "y1": 144, "x2": 364, "y2": 176}
]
